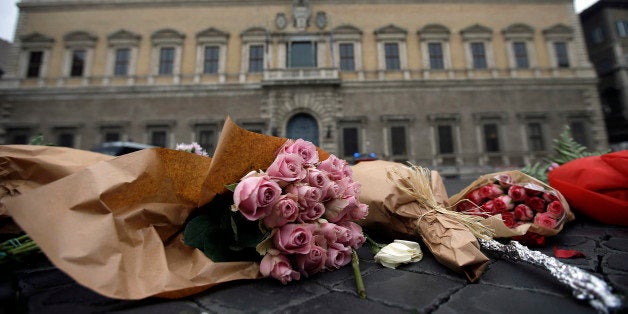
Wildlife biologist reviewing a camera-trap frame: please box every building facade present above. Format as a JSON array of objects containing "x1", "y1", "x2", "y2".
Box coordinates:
[
  {"x1": 580, "y1": 0, "x2": 628, "y2": 147},
  {"x1": 0, "y1": 0, "x2": 609, "y2": 175}
]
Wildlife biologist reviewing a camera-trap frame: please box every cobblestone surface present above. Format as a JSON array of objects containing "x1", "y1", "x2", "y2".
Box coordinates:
[{"x1": 0, "y1": 178, "x2": 625, "y2": 313}]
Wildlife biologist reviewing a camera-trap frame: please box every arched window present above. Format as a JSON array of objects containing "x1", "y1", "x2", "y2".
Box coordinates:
[{"x1": 286, "y1": 113, "x2": 319, "y2": 146}]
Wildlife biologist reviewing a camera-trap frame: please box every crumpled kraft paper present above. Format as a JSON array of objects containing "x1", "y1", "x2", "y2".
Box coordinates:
[
  {"x1": 448, "y1": 170, "x2": 574, "y2": 237},
  {"x1": 2, "y1": 117, "x2": 331, "y2": 300},
  {"x1": 352, "y1": 160, "x2": 489, "y2": 282}
]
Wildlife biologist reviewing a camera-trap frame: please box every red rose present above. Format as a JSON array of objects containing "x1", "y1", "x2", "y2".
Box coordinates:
[
  {"x1": 501, "y1": 212, "x2": 516, "y2": 228},
  {"x1": 493, "y1": 195, "x2": 514, "y2": 213},
  {"x1": 466, "y1": 188, "x2": 485, "y2": 205},
  {"x1": 546, "y1": 201, "x2": 565, "y2": 219},
  {"x1": 494, "y1": 173, "x2": 514, "y2": 188},
  {"x1": 481, "y1": 200, "x2": 499, "y2": 215},
  {"x1": 534, "y1": 212, "x2": 557, "y2": 229},
  {"x1": 508, "y1": 185, "x2": 527, "y2": 202},
  {"x1": 523, "y1": 182, "x2": 545, "y2": 197},
  {"x1": 525, "y1": 196, "x2": 546, "y2": 212},
  {"x1": 543, "y1": 191, "x2": 560, "y2": 203},
  {"x1": 512, "y1": 232, "x2": 546, "y2": 247},
  {"x1": 514, "y1": 204, "x2": 534, "y2": 221},
  {"x1": 479, "y1": 183, "x2": 504, "y2": 199}
]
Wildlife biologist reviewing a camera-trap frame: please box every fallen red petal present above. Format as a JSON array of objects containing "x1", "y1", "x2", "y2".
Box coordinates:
[{"x1": 554, "y1": 246, "x2": 586, "y2": 258}]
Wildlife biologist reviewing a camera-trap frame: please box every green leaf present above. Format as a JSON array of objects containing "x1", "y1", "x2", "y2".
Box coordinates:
[
  {"x1": 225, "y1": 182, "x2": 238, "y2": 192},
  {"x1": 231, "y1": 211, "x2": 267, "y2": 249},
  {"x1": 183, "y1": 214, "x2": 233, "y2": 262}
]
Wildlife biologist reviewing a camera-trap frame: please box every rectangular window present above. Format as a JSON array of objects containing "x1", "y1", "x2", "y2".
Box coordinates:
[
  {"x1": 428, "y1": 42, "x2": 444, "y2": 69},
  {"x1": 288, "y1": 41, "x2": 316, "y2": 68},
  {"x1": 483, "y1": 123, "x2": 500, "y2": 152},
  {"x1": 342, "y1": 127, "x2": 359, "y2": 158},
  {"x1": 249, "y1": 45, "x2": 264, "y2": 73},
  {"x1": 617, "y1": 20, "x2": 628, "y2": 37},
  {"x1": 513, "y1": 42, "x2": 529, "y2": 69},
  {"x1": 339, "y1": 43, "x2": 355, "y2": 71},
  {"x1": 27, "y1": 51, "x2": 43, "y2": 78},
  {"x1": 390, "y1": 126, "x2": 407, "y2": 156},
  {"x1": 159, "y1": 47, "x2": 175, "y2": 75},
  {"x1": 150, "y1": 130, "x2": 167, "y2": 147},
  {"x1": 70, "y1": 49, "x2": 86, "y2": 77},
  {"x1": 554, "y1": 42, "x2": 570, "y2": 68},
  {"x1": 569, "y1": 121, "x2": 588, "y2": 147},
  {"x1": 591, "y1": 26, "x2": 605, "y2": 44},
  {"x1": 437, "y1": 125, "x2": 454, "y2": 154},
  {"x1": 527, "y1": 123, "x2": 545, "y2": 151},
  {"x1": 104, "y1": 131, "x2": 121, "y2": 142},
  {"x1": 203, "y1": 46, "x2": 219, "y2": 74},
  {"x1": 114, "y1": 48, "x2": 130, "y2": 76},
  {"x1": 384, "y1": 43, "x2": 400, "y2": 70},
  {"x1": 6, "y1": 128, "x2": 30, "y2": 144},
  {"x1": 471, "y1": 42, "x2": 487, "y2": 69},
  {"x1": 57, "y1": 132, "x2": 75, "y2": 148},
  {"x1": 198, "y1": 129, "x2": 216, "y2": 156}
]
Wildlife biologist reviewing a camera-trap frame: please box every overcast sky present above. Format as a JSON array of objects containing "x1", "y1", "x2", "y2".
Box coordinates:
[{"x1": 0, "y1": 0, "x2": 600, "y2": 43}]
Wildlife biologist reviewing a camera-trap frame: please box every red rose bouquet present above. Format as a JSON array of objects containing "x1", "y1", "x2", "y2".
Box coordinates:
[
  {"x1": 450, "y1": 171, "x2": 574, "y2": 241},
  {"x1": 183, "y1": 139, "x2": 368, "y2": 284}
]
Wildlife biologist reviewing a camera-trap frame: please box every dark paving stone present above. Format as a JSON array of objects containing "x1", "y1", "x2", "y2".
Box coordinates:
[
  {"x1": 603, "y1": 238, "x2": 628, "y2": 253},
  {"x1": 534, "y1": 237, "x2": 598, "y2": 272},
  {"x1": 399, "y1": 250, "x2": 466, "y2": 281},
  {"x1": 334, "y1": 268, "x2": 464, "y2": 312},
  {"x1": 24, "y1": 283, "x2": 144, "y2": 313},
  {"x1": 606, "y1": 274, "x2": 628, "y2": 303},
  {"x1": 433, "y1": 284, "x2": 596, "y2": 314},
  {"x1": 283, "y1": 291, "x2": 410, "y2": 314},
  {"x1": 312, "y1": 259, "x2": 379, "y2": 289},
  {"x1": 16, "y1": 267, "x2": 76, "y2": 298},
  {"x1": 112, "y1": 300, "x2": 204, "y2": 314},
  {"x1": 604, "y1": 253, "x2": 628, "y2": 273},
  {"x1": 194, "y1": 278, "x2": 328, "y2": 313},
  {"x1": 480, "y1": 259, "x2": 569, "y2": 296}
]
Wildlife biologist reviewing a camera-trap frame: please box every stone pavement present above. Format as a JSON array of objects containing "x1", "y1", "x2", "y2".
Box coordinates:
[{"x1": 1, "y1": 179, "x2": 626, "y2": 314}]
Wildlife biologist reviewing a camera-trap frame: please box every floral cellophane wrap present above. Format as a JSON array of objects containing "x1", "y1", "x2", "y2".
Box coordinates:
[
  {"x1": 0, "y1": 117, "x2": 330, "y2": 300},
  {"x1": 448, "y1": 170, "x2": 575, "y2": 238},
  {"x1": 352, "y1": 160, "x2": 489, "y2": 282}
]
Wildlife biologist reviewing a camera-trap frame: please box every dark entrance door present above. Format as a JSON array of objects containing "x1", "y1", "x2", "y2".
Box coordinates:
[{"x1": 286, "y1": 113, "x2": 319, "y2": 146}]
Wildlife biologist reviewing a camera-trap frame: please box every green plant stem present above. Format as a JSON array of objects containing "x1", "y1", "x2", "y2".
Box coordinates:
[
  {"x1": 352, "y1": 249, "x2": 367, "y2": 299},
  {"x1": 365, "y1": 234, "x2": 385, "y2": 255}
]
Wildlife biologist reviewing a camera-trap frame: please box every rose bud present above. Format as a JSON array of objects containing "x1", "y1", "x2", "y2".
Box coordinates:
[
  {"x1": 523, "y1": 182, "x2": 545, "y2": 197},
  {"x1": 525, "y1": 196, "x2": 546, "y2": 212},
  {"x1": 259, "y1": 253, "x2": 300, "y2": 284},
  {"x1": 501, "y1": 212, "x2": 516, "y2": 228},
  {"x1": 343, "y1": 180, "x2": 361, "y2": 199},
  {"x1": 374, "y1": 240, "x2": 423, "y2": 269},
  {"x1": 456, "y1": 200, "x2": 475, "y2": 212},
  {"x1": 263, "y1": 194, "x2": 300, "y2": 228},
  {"x1": 317, "y1": 154, "x2": 348, "y2": 180},
  {"x1": 348, "y1": 201, "x2": 369, "y2": 221},
  {"x1": 481, "y1": 200, "x2": 499, "y2": 215},
  {"x1": 306, "y1": 168, "x2": 330, "y2": 189},
  {"x1": 508, "y1": 185, "x2": 527, "y2": 202},
  {"x1": 298, "y1": 202, "x2": 325, "y2": 222},
  {"x1": 494, "y1": 173, "x2": 514, "y2": 188},
  {"x1": 466, "y1": 188, "x2": 485, "y2": 205},
  {"x1": 233, "y1": 175, "x2": 281, "y2": 221},
  {"x1": 294, "y1": 243, "x2": 327, "y2": 277},
  {"x1": 464, "y1": 206, "x2": 490, "y2": 218},
  {"x1": 281, "y1": 139, "x2": 319, "y2": 165},
  {"x1": 323, "y1": 197, "x2": 352, "y2": 223},
  {"x1": 286, "y1": 184, "x2": 322, "y2": 207},
  {"x1": 273, "y1": 223, "x2": 315, "y2": 255},
  {"x1": 319, "y1": 222, "x2": 349, "y2": 243},
  {"x1": 546, "y1": 201, "x2": 565, "y2": 219},
  {"x1": 543, "y1": 191, "x2": 560, "y2": 203},
  {"x1": 493, "y1": 195, "x2": 514, "y2": 213},
  {"x1": 267, "y1": 153, "x2": 307, "y2": 183},
  {"x1": 479, "y1": 184, "x2": 504, "y2": 199},
  {"x1": 339, "y1": 221, "x2": 366, "y2": 249},
  {"x1": 321, "y1": 180, "x2": 341, "y2": 202},
  {"x1": 534, "y1": 212, "x2": 557, "y2": 229},
  {"x1": 326, "y1": 242, "x2": 352, "y2": 269},
  {"x1": 514, "y1": 204, "x2": 534, "y2": 221}
]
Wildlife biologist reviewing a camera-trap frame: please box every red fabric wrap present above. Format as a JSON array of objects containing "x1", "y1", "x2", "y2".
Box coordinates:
[{"x1": 548, "y1": 151, "x2": 628, "y2": 226}]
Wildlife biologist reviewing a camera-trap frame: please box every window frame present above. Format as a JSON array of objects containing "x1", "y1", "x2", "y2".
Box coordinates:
[
  {"x1": 106, "y1": 29, "x2": 141, "y2": 81},
  {"x1": 158, "y1": 47, "x2": 175, "y2": 75},
  {"x1": 384, "y1": 42, "x2": 401, "y2": 71},
  {"x1": 470, "y1": 42, "x2": 488, "y2": 69},
  {"x1": 513, "y1": 41, "x2": 530, "y2": 69},
  {"x1": 338, "y1": 42, "x2": 355, "y2": 71},
  {"x1": 553, "y1": 41, "x2": 570, "y2": 68},
  {"x1": 113, "y1": 48, "x2": 131, "y2": 76},
  {"x1": 26, "y1": 50, "x2": 44, "y2": 78},
  {"x1": 248, "y1": 44, "x2": 265, "y2": 73},
  {"x1": 203, "y1": 46, "x2": 220, "y2": 74}
]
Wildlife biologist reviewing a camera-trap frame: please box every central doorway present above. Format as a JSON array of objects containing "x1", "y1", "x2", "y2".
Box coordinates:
[{"x1": 286, "y1": 113, "x2": 319, "y2": 146}]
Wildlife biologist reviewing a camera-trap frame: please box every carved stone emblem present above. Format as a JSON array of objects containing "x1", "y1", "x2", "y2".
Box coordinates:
[
  {"x1": 292, "y1": 0, "x2": 311, "y2": 31},
  {"x1": 275, "y1": 13, "x2": 287, "y2": 30},
  {"x1": 315, "y1": 11, "x2": 327, "y2": 29}
]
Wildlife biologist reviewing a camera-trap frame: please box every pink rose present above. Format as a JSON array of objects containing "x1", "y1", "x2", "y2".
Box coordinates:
[
  {"x1": 294, "y1": 243, "x2": 327, "y2": 277},
  {"x1": 494, "y1": 173, "x2": 514, "y2": 188},
  {"x1": 321, "y1": 181, "x2": 341, "y2": 202},
  {"x1": 273, "y1": 224, "x2": 314, "y2": 254},
  {"x1": 298, "y1": 202, "x2": 325, "y2": 222},
  {"x1": 319, "y1": 222, "x2": 350, "y2": 243},
  {"x1": 481, "y1": 200, "x2": 498, "y2": 215},
  {"x1": 508, "y1": 185, "x2": 527, "y2": 202},
  {"x1": 343, "y1": 180, "x2": 361, "y2": 199},
  {"x1": 479, "y1": 184, "x2": 504, "y2": 199},
  {"x1": 466, "y1": 188, "x2": 485, "y2": 205},
  {"x1": 323, "y1": 198, "x2": 351, "y2": 223},
  {"x1": 339, "y1": 221, "x2": 366, "y2": 249},
  {"x1": 267, "y1": 153, "x2": 307, "y2": 183},
  {"x1": 306, "y1": 168, "x2": 330, "y2": 189},
  {"x1": 514, "y1": 204, "x2": 534, "y2": 221},
  {"x1": 525, "y1": 196, "x2": 546, "y2": 212},
  {"x1": 286, "y1": 184, "x2": 322, "y2": 207},
  {"x1": 534, "y1": 212, "x2": 557, "y2": 229},
  {"x1": 501, "y1": 212, "x2": 516, "y2": 228},
  {"x1": 233, "y1": 175, "x2": 281, "y2": 221},
  {"x1": 326, "y1": 242, "x2": 352, "y2": 269},
  {"x1": 493, "y1": 195, "x2": 514, "y2": 213},
  {"x1": 263, "y1": 195, "x2": 300, "y2": 228},
  {"x1": 543, "y1": 191, "x2": 560, "y2": 203},
  {"x1": 317, "y1": 155, "x2": 347, "y2": 180},
  {"x1": 259, "y1": 253, "x2": 300, "y2": 284},
  {"x1": 546, "y1": 201, "x2": 565, "y2": 219},
  {"x1": 281, "y1": 139, "x2": 319, "y2": 165}
]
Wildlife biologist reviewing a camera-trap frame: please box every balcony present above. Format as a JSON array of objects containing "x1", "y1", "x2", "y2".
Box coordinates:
[{"x1": 262, "y1": 68, "x2": 340, "y2": 86}]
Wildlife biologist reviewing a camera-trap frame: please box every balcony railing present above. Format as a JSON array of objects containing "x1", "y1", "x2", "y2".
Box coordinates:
[{"x1": 262, "y1": 68, "x2": 340, "y2": 85}]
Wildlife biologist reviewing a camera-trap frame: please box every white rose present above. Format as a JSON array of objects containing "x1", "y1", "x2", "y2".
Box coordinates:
[{"x1": 374, "y1": 240, "x2": 423, "y2": 269}]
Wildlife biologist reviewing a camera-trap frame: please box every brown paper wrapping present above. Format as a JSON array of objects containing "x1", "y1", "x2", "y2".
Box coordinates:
[
  {"x1": 448, "y1": 170, "x2": 575, "y2": 237},
  {"x1": 352, "y1": 160, "x2": 489, "y2": 282},
  {"x1": 2, "y1": 117, "x2": 333, "y2": 300}
]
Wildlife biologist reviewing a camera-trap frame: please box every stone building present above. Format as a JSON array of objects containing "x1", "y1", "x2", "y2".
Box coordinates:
[
  {"x1": 580, "y1": 0, "x2": 628, "y2": 148},
  {"x1": 0, "y1": 0, "x2": 608, "y2": 175}
]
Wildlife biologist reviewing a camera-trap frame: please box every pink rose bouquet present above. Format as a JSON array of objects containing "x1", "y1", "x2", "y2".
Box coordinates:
[
  {"x1": 449, "y1": 171, "x2": 574, "y2": 241},
  {"x1": 185, "y1": 139, "x2": 368, "y2": 284}
]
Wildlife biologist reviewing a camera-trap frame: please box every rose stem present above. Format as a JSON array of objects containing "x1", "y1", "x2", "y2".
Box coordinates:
[{"x1": 352, "y1": 249, "x2": 367, "y2": 299}]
